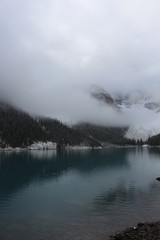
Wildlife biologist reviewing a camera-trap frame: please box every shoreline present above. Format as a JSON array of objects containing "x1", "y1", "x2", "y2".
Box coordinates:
[
  {"x1": 0, "y1": 144, "x2": 138, "y2": 152},
  {"x1": 1, "y1": 144, "x2": 160, "y2": 152},
  {"x1": 110, "y1": 221, "x2": 160, "y2": 240}
]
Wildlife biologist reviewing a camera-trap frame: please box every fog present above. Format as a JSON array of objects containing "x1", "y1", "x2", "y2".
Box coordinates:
[{"x1": 0, "y1": 0, "x2": 160, "y2": 127}]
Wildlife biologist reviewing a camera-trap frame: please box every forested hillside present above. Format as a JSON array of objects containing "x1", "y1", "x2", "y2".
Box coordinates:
[
  {"x1": 0, "y1": 102, "x2": 45, "y2": 147},
  {"x1": 39, "y1": 118, "x2": 100, "y2": 147},
  {"x1": 147, "y1": 134, "x2": 160, "y2": 146},
  {"x1": 74, "y1": 123, "x2": 136, "y2": 145},
  {"x1": 0, "y1": 102, "x2": 100, "y2": 148}
]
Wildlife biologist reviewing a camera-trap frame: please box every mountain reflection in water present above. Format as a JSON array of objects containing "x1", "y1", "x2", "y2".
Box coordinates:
[{"x1": 1, "y1": 148, "x2": 160, "y2": 240}]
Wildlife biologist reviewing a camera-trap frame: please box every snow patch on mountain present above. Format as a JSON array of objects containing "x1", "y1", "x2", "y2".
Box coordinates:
[
  {"x1": 121, "y1": 99, "x2": 160, "y2": 141},
  {"x1": 91, "y1": 86, "x2": 160, "y2": 141},
  {"x1": 125, "y1": 127, "x2": 160, "y2": 141}
]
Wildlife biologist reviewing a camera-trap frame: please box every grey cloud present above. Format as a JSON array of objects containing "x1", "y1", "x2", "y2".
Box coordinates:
[{"x1": 0, "y1": 0, "x2": 160, "y2": 126}]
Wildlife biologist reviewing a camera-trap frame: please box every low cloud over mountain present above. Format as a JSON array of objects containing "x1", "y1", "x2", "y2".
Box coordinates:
[{"x1": 0, "y1": 0, "x2": 160, "y2": 140}]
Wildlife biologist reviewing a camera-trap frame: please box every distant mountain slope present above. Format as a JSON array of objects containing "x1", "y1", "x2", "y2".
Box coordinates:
[
  {"x1": 74, "y1": 123, "x2": 136, "y2": 145},
  {"x1": 38, "y1": 117, "x2": 100, "y2": 147},
  {"x1": 90, "y1": 86, "x2": 160, "y2": 141},
  {"x1": 0, "y1": 101, "x2": 100, "y2": 148},
  {"x1": 91, "y1": 86, "x2": 160, "y2": 113}
]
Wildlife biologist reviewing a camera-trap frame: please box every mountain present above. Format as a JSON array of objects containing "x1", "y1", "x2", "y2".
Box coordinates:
[
  {"x1": 1, "y1": 89, "x2": 160, "y2": 147},
  {"x1": 91, "y1": 86, "x2": 160, "y2": 113},
  {"x1": 38, "y1": 117, "x2": 100, "y2": 147},
  {"x1": 74, "y1": 123, "x2": 136, "y2": 146},
  {"x1": 0, "y1": 101, "x2": 100, "y2": 148},
  {"x1": 91, "y1": 86, "x2": 115, "y2": 105},
  {"x1": 90, "y1": 86, "x2": 160, "y2": 141}
]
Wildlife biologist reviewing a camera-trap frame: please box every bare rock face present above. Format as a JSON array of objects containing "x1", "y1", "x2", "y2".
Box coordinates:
[
  {"x1": 90, "y1": 86, "x2": 160, "y2": 113},
  {"x1": 90, "y1": 86, "x2": 120, "y2": 111},
  {"x1": 91, "y1": 87, "x2": 114, "y2": 105},
  {"x1": 144, "y1": 102, "x2": 160, "y2": 110}
]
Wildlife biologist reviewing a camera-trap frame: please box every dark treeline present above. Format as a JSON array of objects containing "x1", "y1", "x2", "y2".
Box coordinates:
[
  {"x1": 0, "y1": 102, "x2": 45, "y2": 147},
  {"x1": 0, "y1": 102, "x2": 100, "y2": 148},
  {"x1": 147, "y1": 134, "x2": 160, "y2": 146}
]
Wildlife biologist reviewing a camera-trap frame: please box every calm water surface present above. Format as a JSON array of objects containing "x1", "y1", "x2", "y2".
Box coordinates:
[{"x1": 1, "y1": 148, "x2": 160, "y2": 239}]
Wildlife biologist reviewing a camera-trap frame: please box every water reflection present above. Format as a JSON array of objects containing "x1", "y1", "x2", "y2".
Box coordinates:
[
  {"x1": 1, "y1": 148, "x2": 160, "y2": 240},
  {"x1": 93, "y1": 182, "x2": 160, "y2": 211},
  {"x1": 0, "y1": 149, "x2": 129, "y2": 199},
  {"x1": 29, "y1": 150, "x2": 57, "y2": 159},
  {"x1": 94, "y1": 184, "x2": 137, "y2": 210}
]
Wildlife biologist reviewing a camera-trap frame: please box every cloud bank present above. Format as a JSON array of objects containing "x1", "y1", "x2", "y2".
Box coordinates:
[{"x1": 0, "y1": 0, "x2": 160, "y2": 126}]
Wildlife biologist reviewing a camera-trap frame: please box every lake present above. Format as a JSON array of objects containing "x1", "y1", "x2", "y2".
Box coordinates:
[{"x1": 1, "y1": 148, "x2": 160, "y2": 240}]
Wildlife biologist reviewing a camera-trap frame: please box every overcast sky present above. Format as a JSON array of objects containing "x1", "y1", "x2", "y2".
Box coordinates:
[{"x1": 0, "y1": 0, "x2": 160, "y2": 125}]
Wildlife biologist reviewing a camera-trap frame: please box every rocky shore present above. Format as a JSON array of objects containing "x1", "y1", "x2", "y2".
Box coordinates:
[{"x1": 110, "y1": 222, "x2": 160, "y2": 240}]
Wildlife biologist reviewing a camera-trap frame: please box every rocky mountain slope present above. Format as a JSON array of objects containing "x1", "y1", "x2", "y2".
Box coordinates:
[{"x1": 90, "y1": 86, "x2": 160, "y2": 141}]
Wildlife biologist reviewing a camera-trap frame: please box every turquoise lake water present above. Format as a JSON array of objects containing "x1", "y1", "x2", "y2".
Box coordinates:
[{"x1": 1, "y1": 148, "x2": 160, "y2": 239}]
